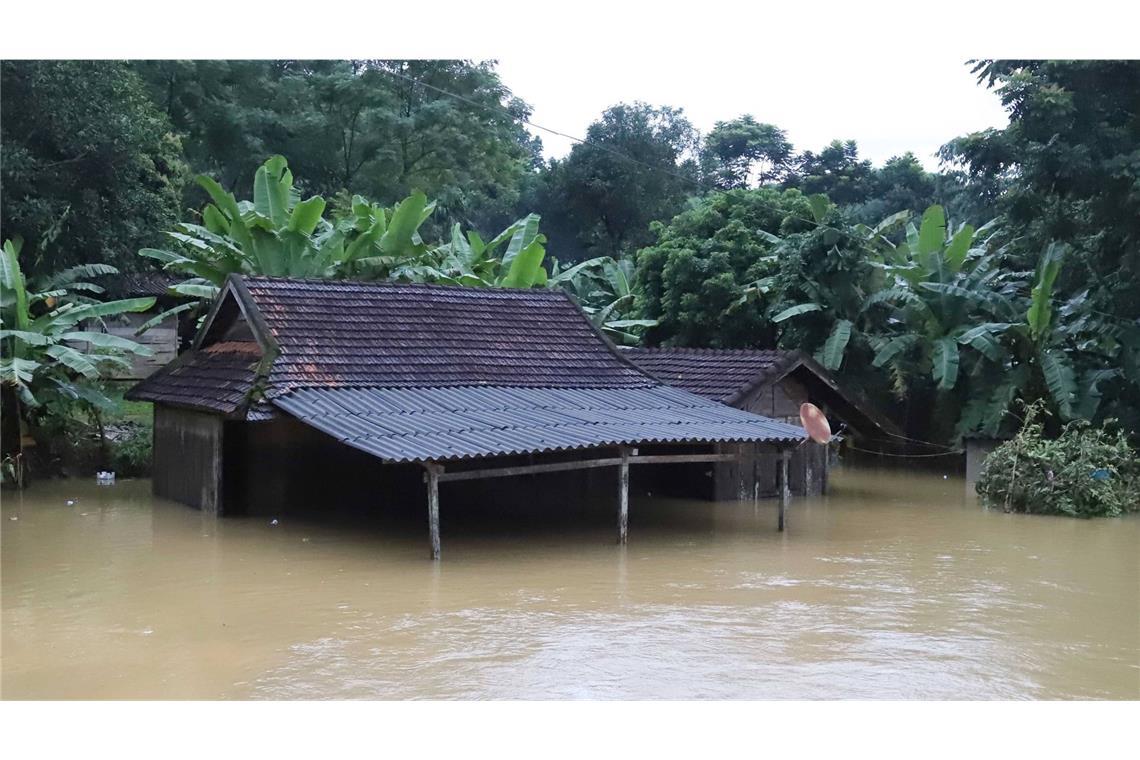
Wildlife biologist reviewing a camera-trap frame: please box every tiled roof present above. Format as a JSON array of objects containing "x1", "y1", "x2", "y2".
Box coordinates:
[
  {"x1": 274, "y1": 385, "x2": 805, "y2": 463},
  {"x1": 623, "y1": 347, "x2": 799, "y2": 403},
  {"x1": 129, "y1": 276, "x2": 809, "y2": 456},
  {"x1": 126, "y1": 341, "x2": 262, "y2": 415},
  {"x1": 99, "y1": 271, "x2": 180, "y2": 299},
  {"x1": 242, "y1": 277, "x2": 653, "y2": 397},
  {"x1": 625, "y1": 346, "x2": 901, "y2": 441}
]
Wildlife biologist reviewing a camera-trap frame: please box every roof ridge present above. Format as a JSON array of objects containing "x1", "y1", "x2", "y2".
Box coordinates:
[{"x1": 237, "y1": 274, "x2": 570, "y2": 297}]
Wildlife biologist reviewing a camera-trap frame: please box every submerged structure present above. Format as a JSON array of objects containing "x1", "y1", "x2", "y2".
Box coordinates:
[
  {"x1": 625, "y1": 348, "x2": 899, "y2": 496},
  {"x1": 129, "y1": 276, "x2": 807, "y2": 558}
]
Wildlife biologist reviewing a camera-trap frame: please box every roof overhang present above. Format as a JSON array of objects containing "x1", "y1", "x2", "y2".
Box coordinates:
[{"x1": 271, "y1": 384, "x2": 807, "y2": 464}]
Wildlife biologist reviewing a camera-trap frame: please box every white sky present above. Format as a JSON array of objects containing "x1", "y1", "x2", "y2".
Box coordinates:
[{"x1": 497, "y1": 56, "x2": 1010, "y2": 170}]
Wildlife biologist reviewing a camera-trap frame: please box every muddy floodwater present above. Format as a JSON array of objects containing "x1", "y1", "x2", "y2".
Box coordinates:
[{"x1": 2, "y1": 468, "x2": 1137, "y2": 699}]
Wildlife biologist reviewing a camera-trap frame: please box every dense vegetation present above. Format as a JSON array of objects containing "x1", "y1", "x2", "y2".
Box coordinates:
[
  {"x1": 976, "y1": 404, "x2": 1139, "y2": 518},
  {"x1": 2, "y1": 59, "x2": 1137, "y2": 469}
]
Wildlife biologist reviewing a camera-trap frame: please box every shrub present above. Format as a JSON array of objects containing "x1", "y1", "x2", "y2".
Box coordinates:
[
  {"x1": 976, "y1": 404, "x2": 1140, "y2": 518},
  {"x1": 109, "y1": 422, "x2": 152, "y2": 478}
]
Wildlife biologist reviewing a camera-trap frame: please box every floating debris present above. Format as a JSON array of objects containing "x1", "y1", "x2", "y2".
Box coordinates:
[
  {"x1": 96, "y1": 471, "x2": 116, "y2": 485},
  {"x1": 66, "y1": 499, "x2": 76, "y2": 506},
  {"x1": 270, "y1": 519, "x2": 279, "y2": 526},
  {"x1": 9, "y1": 516, "x2": 17, "y2": 521}
]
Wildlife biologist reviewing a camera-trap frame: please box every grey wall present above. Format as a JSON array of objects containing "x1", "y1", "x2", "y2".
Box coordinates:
[
  {"x1": 153, "y1": 405, "x2": 224, "y2": 514},
  {"x1": 966, "y1": 438, "x2": 1004, "y2": 487}
]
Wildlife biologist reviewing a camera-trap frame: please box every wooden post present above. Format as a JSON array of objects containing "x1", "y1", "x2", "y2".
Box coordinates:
[
  {"x1": 779, "y1": 448, "x2": 790, "y2": 532},
  {"x1": 752, "y1": 453, "x2": 760, "y2": 506},
  {"x1": 424, "y1": 463, "x2": 442, "y2": 560},
  {"x1": 618, "y1": 447, "x2": 630, "y2": 544}
]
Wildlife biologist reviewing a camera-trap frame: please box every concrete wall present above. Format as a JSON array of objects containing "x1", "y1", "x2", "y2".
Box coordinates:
[
  {"x1": 966, "y1": 438, "x2": 1005, "y2": 487},
  {"x1": 153, "y1": 405, "x2": 224, "y2": 514}
]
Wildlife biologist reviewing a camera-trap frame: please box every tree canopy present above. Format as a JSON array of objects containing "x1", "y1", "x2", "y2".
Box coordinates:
[{"x1": 1, "y1": 60, "x2": 187, "y2": 274}]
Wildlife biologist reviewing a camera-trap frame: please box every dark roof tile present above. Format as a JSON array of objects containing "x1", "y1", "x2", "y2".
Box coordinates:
[
  {"x1": 623, "y1": 347, "x2": 799, "y2": 402},
  {"x1": 126, "y1": 340, "x2": 262, "y2": 415},
  {"x1": 242, "y1": 277, "x2": 652, "y2": 396}
]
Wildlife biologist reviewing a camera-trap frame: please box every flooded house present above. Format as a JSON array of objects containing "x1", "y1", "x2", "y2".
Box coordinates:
[
  {"x1": 127, "y1": 276, "x2": 807, "y2": 558},
  {"x1": 624, "y1": 348, "x2": 900, "y2": 497}
]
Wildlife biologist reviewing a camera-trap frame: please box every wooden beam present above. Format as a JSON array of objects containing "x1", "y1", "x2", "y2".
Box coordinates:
[
  {"x1": 424, "y1": 463, "x2": 442, "y2": 560},
  {"x1": 435, "y1": 452, "x2": 739, "y2": 483},
  {"x1": 618, "y1": 447, "x2": 630, "y2": 544},
  {"x1": 779, "y1": 448, "x2": 791, "y2": 532}
]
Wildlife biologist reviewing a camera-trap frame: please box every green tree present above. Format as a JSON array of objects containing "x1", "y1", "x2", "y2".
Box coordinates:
[
  {"x1": 1, "y1": 60, "x2": 186, "y2": 275},
  {"x1": 549, "y1": 256, "x2": 656, "y2": 344},
  {"x1": 1, "y1": 238, "x2": 156, "y2": 482},
  {"x1": 135, "y1": 60, "x2": 539, "y2": 236},
  {"x1": 534, "y1": 102, "x2": 700, "y2": 260},
  {"x1": 633, "y1": 188, "x2": 816, "y2": 348},
  {"x1": 701, "y1": 116, "x2": 793, "y2": 189},
  {"x1": 142, "y1": 156, "x2": 554, "y2": 316},
  {"x1": 767, "y1": 201, "x2": 906, "y2": 372},
  {"x1": 783, "y1": 139, "x2": 874, "y2": 206},
  {"x1": 940, "y1": 60, "x2": 1140, "y2": 434},
  {"x1": 957, "y1": 243, "x2": 1124, "y2": 436}
]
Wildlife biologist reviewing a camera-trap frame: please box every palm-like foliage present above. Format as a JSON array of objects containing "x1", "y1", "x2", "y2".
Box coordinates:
[
  {"x1": 2, "y1": 237, "x2": 156, "y2": 481},
  {"x1": 419, "y1": 214, "x2": 549, "y2": 289},
  {"x1": 549, "y1": 256, "x2": 656, "y2": 344},
  {"x1": 956, "y1": 243, "x2": 1122, "y2": 434},
  {"x1": 765, "y1": 200, "x2": 908, "y2": 370},
  {"x1": 141, "y1": 156, "x2": 436, "y2": 295},
  {"x1": 864, "y1": 205, "x2": 1016, "y2": 392},
  {"x1": 2, "y1": 238, "x2": 156, "y2": 406},
  {"x1": 140, "y1": 156, "x2": 554, "y2": 318}
]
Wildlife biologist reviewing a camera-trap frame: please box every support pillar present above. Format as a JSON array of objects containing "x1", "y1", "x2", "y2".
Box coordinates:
[
  {"x1": 779, "y1": 448, "x2": 791, "y2": 532},
  {"x1": 424, "y1": 463, "x2": 442, "y2": 560},
  {"x1": 618, "y1": 447, "x2": 630, "y2": 544},
  {"x1": 752, "y1": 455, "x2": 760, "y2": 506}
]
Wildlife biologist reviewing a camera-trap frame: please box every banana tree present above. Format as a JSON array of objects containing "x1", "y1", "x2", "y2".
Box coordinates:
[
  {"x1": 863, "y1": 205, "x2": 1015, "y2": 392},
  {"x1": 956, "y1": 242, "x2": 1121, "y2": 435},
  {"x1": 549, "y1": 256, "x2": 657, "y2": 344},
  {"x1": 138, "y1": 156, "x2": 438, "y2": 329},
  {"x1": 765, "y1": 205, "x2": 909, "y2": 370},
  {"x1": 2, "y1": 238, "x2": 156, "y2": 484},
  {"x1": 416, "y1": 213, "x2": 550, "y2": 289}
]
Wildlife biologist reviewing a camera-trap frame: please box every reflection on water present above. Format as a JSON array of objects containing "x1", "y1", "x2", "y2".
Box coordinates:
[{"x1": 2, "y1": 468, "x2": 1137, "y2": 699}]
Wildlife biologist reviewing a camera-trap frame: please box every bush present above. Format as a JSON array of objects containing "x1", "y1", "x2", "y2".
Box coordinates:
[
  {"x1": 976, "y1": 405, "x2": 1140, "y2": 518},
  {"x1": 109, "y1": 422, "x2": 152, "y2": 478}
]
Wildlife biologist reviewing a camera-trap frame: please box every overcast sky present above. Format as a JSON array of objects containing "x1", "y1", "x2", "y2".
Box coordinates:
[{"x1": 496, "y1": 56, "x2": 1010, "y2": 170}]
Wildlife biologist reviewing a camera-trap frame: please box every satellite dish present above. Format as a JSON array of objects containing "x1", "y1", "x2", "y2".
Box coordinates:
[{"x1": 799, "y1": 402, "x2": 832, "y2": 444}]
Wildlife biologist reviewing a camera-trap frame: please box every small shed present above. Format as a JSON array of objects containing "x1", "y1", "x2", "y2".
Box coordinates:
[
  {"x1": 624, "y1": 348, "x2": 900, "y2": 496},
  {"x1": 128, "y1": 276, "x2": 808, "y2": 558}
]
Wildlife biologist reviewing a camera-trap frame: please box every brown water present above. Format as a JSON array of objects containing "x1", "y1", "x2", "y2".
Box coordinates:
[{"x1": 2, "y1": 468, "x2": 1137, "y2": 700}]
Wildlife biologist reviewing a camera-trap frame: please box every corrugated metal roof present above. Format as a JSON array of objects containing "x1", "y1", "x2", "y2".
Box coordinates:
[{"x1": 272, "y1": 385, "x2": 806, "y2": 463}]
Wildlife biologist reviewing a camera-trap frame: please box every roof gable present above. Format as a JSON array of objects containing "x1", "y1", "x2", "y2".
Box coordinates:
[
  {"x1": 240, "y1": 277, "x2": 654, "y2": 397},
  {"x1": 625, "y1": 346, "x2": 900, "y2": 441}
]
